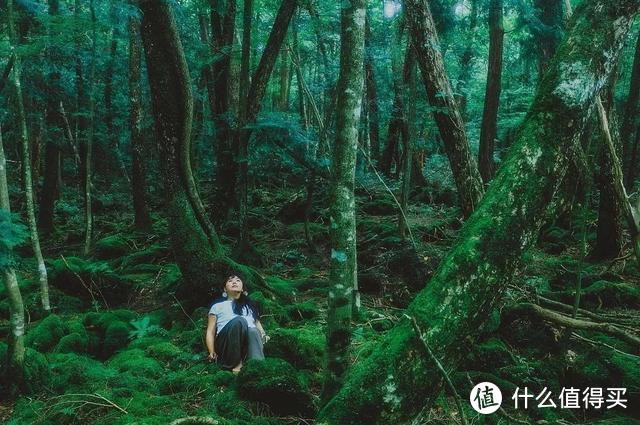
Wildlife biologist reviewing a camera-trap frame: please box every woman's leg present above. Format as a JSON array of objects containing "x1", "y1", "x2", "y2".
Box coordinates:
[
  {"x1": 214, "y1": 316, "x2": 248, "y2": 370},
  {"x1": 247, "y1": 327, "x2": 265, "y2": 360}
]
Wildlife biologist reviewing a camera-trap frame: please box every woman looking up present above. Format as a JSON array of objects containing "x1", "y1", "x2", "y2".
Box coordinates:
[{"x1": 205, "y1": 274, "x2": 267, "y2": 373}]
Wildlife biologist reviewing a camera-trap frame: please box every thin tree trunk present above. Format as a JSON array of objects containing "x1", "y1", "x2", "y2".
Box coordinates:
[
  {"x1": 239, "y1": 0, "x2": 253, "y2": 120},
  {"x1": 279, "y1": 47, "x2": 290, "y2": 110},
  {"x1": 210, "y1": 0, "x2": 237, "y2": 220},
  {"x1": 364, "y1": 11, "x2": 380, "y2": 163},
  {"x1": 478, "y1": 0, "x2": 504, "y2": 183},
  {"x1": 317, "y1": 1, "x2": 637, "y2": 422},
  {"x1": 455, "y1": 0, "x2": 478, "y2": 118},
  {"x1": 83, "y1": 0, "x2": 96, "y2": 256},
  {"x1": 8, "y1": 0, "x2": 50, "y2": 312},
  {"x1": 404, "y1": 0, "x2": 484, "y2": 217},
  {"x1": 39, "y1": 0, "x2": 62, "y2": 234},
  {"x1": 237, "y1": 0, "x2": 298, "y2": 247},
  {"x1": 321, "y1": 0, "x2": 365, "y2": 405},
  {"x1": 129, "y1": 5, "x2": 152, "y2": 231},
  {"x1": 104, "y1": 0, "x2": 117, "y2": 150},
  {"x1": 399, "y1": 61, "x2": 417, "y2": 238}
]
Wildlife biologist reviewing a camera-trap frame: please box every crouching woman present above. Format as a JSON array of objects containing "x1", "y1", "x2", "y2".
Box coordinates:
[{"x1": 206, "y1": 274, "x2": 267, "y2": 373}]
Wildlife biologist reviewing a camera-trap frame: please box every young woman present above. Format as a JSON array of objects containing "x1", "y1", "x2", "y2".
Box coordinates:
[{"x1": 205, "y1": 274, "x2": 267, "y2": 373}]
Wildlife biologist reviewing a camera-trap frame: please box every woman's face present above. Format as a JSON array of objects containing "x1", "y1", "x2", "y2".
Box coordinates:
[{"x1": 224, "y1": 275, "x2": 244, "y2": 293}]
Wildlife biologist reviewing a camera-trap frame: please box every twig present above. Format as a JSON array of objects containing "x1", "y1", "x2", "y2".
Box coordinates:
[{"x1": 405, "y1": 314, "x2": 468, "y2": 425}]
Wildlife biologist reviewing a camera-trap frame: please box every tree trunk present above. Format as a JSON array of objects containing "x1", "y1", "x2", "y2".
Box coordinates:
[
  {"x1": 237, "y1": 0, "x2": 298, "y2": 247},
  {"x1": 239, "y1": 0, "x2": 253, "y2": 121},
  {"x1": 279, "y1": 48, "x2": 290, "y2": 111},
  {"x1": 455, "y1": 0, "x2": 478, "y2": 118},
  {"x1": 364, "y1": 11, "x2": 380, "y2": 163},
  {"x1": 399, "y1": 61, "x2": 417, "y2": 239},
  {"x1": 129, "y1": 5, "x2": 152, "y2": 231},
  {"x1": 622, "y1": 31, "x2": 640, "y2": 187},
  {"x1": 209, "y1": 0, "x2": 237, "y2": 221},
  {"x1": 140, "y1": 0, "x2": 266, "y2": 308},
  {"x1": 83, "y1": 0, "x2": 96, "y2": 256},
  {"x1": 321, "y1": 0, "x2": 365, "y2": 405},
  {"x1": 317, "y1": 1, "x2": 637, "y2": 423},
  {"x1": 534, "y1": 0, "x2": 565, "y2": 80},
  {"x1": 39, "y1": 0, "x2": 62, "y2": 234},
  {"x1": 0, "y1": 125, "x2": 25, "y2": 390},
  {"x1": 8, "y1": 0, "x2": 50, "y2": 312},
  {"x1": 478, "y1": 0, "x2": 504, "y2": 183},
  {"x1": 104, "y1": 0, "x2": 117, "y2": 150},
  {"x1": 404, "y1": 0, "x2": 484, "y2": 217},
  {"x1": 592, "y1": 83, "x2": 627, "y2": 259}
]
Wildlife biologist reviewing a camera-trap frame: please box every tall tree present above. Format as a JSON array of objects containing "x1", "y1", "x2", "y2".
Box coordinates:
[
  {"x1": 364, "y1": 11, "x2": 380, "y2": 163},
  {"x1": 478, "y1": 0, "x2": 504, "y2": 183},
  {"x1": 8, "y1": 0, "x2": 50, "y2": 312},
  {"x1": 621, "y1": 32, "x2": 640, "y2": 187},
  {"x1": 534, "y1": 0, "x2": 564, "y2": 79},
  {"x1": 140, "y1": 0, "x2": 263, "y2": 307},
  {"x1": 39, "y1": 0, "x2": 63, "y2": 234},
  {"x1": 404, "y1": 0, "x2": 484, "y2": 217},
  {"x1": 317, "y1": 1, "x2": 637, "y2": 422},
  {"x1": 129, "y1": 2, "x2": 152, "y2": 231},
  {"x1": 321, "y1": 0, "x2": 366, "y2": 405},
  {"x1": 0, "y1": 125, "x2": 26, "y2": 390},
  {"x1": 455, "y1": 0, "x2": 478, "y2": 118}
]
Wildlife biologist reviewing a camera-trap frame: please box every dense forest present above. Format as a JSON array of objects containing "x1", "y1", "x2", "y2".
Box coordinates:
[{"x1": 1, "y1": 0, "x2": 640, "y2": 423}]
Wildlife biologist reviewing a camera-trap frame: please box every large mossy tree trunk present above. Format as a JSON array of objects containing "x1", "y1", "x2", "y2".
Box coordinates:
[
  {"x1": 140, "y1": 0, "x2": 264, "y2": 308},
  {"x1": 317, "y1": 1, "x2": 638, "y2": 423},
  {"x1": 321, "y1": 0, "x2": 365, "y2": 405},
  {"x1": 8, "y1": 0, "x2": 50, "y2": 313},
  {"x1": 478, "y1": 0, "x2": 504, "y2": 183},
  {"x1": 622, "y1": 31, "x2": 640, "y2": 188},
  {"x1": 404, "y1": 0, "x2": 484, "y2": 217},
  {"x1": 129, "y1": 5, "x2": 152, "y2": 231},
  {"x1": 534, "y1": 0, "x2": 565, "y2": 79}
]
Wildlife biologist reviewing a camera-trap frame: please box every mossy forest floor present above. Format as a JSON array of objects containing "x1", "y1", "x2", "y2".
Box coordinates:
[{"x1": 1, "y1": 179, "x2": 639, "y2": 424}]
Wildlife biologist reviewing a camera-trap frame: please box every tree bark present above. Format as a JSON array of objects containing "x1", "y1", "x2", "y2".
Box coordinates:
[
  {"x1": 317, "y1": 1, "x2": 637, "y2": 423},
  {"x1": 478, "y1": 0, "x2": 504, "y2": 183},
  {"x1": 364, "y1": 11, "x2": 380, "y2": 163},
  {"x1": 8, "y1": 0, "x2": 50, "y2": 312},
  {"x1": 82, "y1": 0, "x2": 96, "y2": 256},
  {"x1": 622, "y1": 31, "x2": 640, "y2": 187},
  {"x1": 534, "y1": 0, "x2": 565, "y2": 80},
  {"x1": 0, "y1": 125, "x2": 25, "y2": 390},
  {"x1": 209, "y1": 0, "x2": 237, "y2": 220},
  {"x1": 140, "y1": 0, "x2": 267, "y2": 308},
  {"x1": 404, "y1": 0, "x2": 484, "y2": 217},
  {"x1": 129, "y1": 4, "x2": 152, "y2": 231},
  {"x1": 321, "y1": 0, "x2": 365, "y2": 405}
]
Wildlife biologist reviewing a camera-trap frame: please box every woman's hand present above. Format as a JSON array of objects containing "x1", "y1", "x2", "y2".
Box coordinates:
[{"x1": 208, "y1": 352, "x2": 218, "y2": 362}]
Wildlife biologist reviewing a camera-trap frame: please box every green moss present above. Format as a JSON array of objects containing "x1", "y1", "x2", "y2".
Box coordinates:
[
  {"x1": 108, "y1": 349, "x2": 164, "y2": 378},
  {"x1": 120, "y1": 243, "x2": 170, "y2": 269},
  {"x1": 49, "y1": 353, "x2": 117, "y2": 393},
  {"x1": 158, "y1": 364, "x2": 230, "y2": 396},
  {"x1": 145, "y1": 342, "x2": 184, "y2": 364},
  {"x1": 55, "y1": 332, "x2": 89, "y2": 353},
  {"x1": 23, "y1": 348, "x2": 50, "y2": 393},
  {"x1": 284, "y1": 300, "x2": 318, "y2": 322},
  {"x1": 103, "y1": 321, "x2": 132, "y2": 357},
  {"x1": 466, "y1": 338, "x2": 515, "y2": 371},
  {"x1": 26, "y1": 314, "x2": 66, "y2": 352},
  {"x1": 236, "y1": 358, "x2": 315, "y2": 416},
  {"x1": 265, "y1": 326, "x2": 325, "y2": 370},
  {"x1": 128, "y1": 336, "x2": 166, "y2": 350},
  {"x1": 109, "y1": 371, "x2": 160, "y2": 397},
  {"x1": 94, "y1": 235, "x2": 132, "y2": 259}
]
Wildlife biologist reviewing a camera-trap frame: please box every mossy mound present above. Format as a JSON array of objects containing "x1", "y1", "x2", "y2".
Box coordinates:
[
  {"x1": 266, "y1": 326, "x2": 324, "y2": 370},
  {"x1": 93, "y1": 235, "x2": 132, "y2": 259},
  {"x1": 236, "y1": 358, "x2": 315, "y2": 416},
  {"x1": 49, "y1": 257, "x2": 134, "y2": 304},
  {"x1": 26, "y1": 314, "x2": 66, "y2": 352},
  {"x1": 103, "y1": 320, "x2": 132, "y2": 357},
  {"x1": 119, "y1": 243, "x2": 170, "y2": 269},
  {"x1": 55, "y1": 332, "x2": 89, "y2": 353},
  {"x1": 0, "y1": 346, "x2": 50, "y2": 395},
  {"x1": 48, "y1": 353, "x2": 117, "y2": 393},
  {"x1": 108, "y1": 349, "x2": 164, "y2": 378}
]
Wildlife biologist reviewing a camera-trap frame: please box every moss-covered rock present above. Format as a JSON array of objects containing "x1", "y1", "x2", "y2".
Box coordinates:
[
  {"x1": 26, "y1": 314, "x2": 66, "y2": 352},
  {"x1": 236, "y1": 358, "x2": 315, "y2": 416},
  {"x1": 21, "y1": 348, "x2": 50, "y2": 394},
  {"x1": 108, "y1": 349, "x2": 164, "y2": 378},
  {"x1": 94, "y1": 235, "x2": 132, "y2": 259},
  {"x1": 100, "y1": 320, "x2": 131, "y2": 358},
  {"x1": 55, "y1": 332, "x2": 89, "y2": 353},
  {"x1": 146, "y1": 341, "x2": 184, "y2": 365},
  {"x1": 266, "y1": 327, "x2": 324, "y2": 370}
]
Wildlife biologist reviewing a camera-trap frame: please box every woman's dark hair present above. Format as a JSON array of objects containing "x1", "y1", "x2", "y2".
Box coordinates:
[{"x1": 224, "y1": 272, "x2": 261, "y2": 320}]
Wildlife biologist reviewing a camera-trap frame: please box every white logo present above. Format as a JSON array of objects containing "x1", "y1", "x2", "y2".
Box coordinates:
[{"x1": 470, "y1": 382, "x2": 502, "y2": 414}]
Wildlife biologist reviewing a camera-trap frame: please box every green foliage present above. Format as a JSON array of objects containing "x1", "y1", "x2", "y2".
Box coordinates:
[
  {"x1": 108, "y1": 349, "x2": 164, "y2": 378},
  {"x1": 236, "y1": 358, "x2": 315, "y2": 416},
  {"x1": 26, "y1": 314, "x2": 67, "y2": 352},
  {"x1": 0, "y1": 211, "x2": 28, "y2": 269},
  {"x1": 93, "y1": 235, "x2": 132, "y2": 260},
  {"x1": 22, "y1": 348, "x2": 51, "y2": 394},
  {"x1": 48, "y1": 353, "x2": 117, "y2": 393},
  {"x1": 129, "y1": 315, "x2": 167, "y2": 340}
]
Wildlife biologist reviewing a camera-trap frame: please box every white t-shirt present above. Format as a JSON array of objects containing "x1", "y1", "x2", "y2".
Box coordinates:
[{"x1": 208, "y1": 300, "x2": 257, "y2": 335}]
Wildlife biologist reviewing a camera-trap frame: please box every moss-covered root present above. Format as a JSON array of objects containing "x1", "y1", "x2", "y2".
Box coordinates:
[{"x1": 317, "y1": 1, "x2": 639, "y2": 424}]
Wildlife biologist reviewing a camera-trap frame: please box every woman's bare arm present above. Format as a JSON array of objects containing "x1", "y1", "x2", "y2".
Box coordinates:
[{"x1": 206, "y1": 315, "x2": 217, "y2": 360}]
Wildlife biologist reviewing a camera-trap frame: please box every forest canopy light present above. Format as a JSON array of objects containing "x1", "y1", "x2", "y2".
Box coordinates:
[{"x1": 383, "y1": 0, "x2": 401, "y2": 18}]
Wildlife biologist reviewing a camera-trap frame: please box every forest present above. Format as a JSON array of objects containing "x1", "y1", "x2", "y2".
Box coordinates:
[{"x1": 1, "y1": 0, "x2": 639, "y2": 423}]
